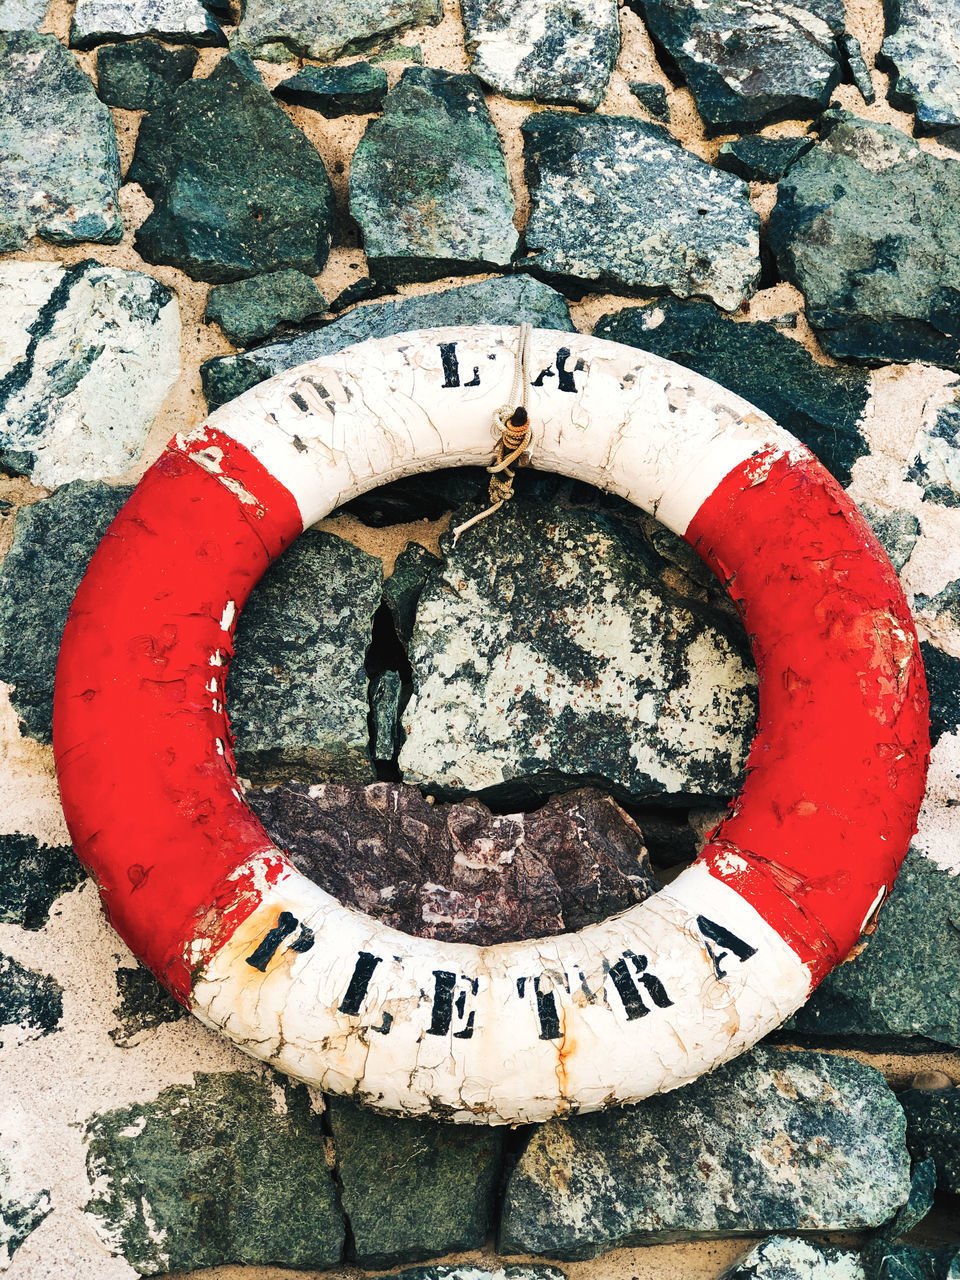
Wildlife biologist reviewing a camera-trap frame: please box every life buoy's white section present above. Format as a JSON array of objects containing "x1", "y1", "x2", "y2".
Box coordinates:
[
  {"x1": 201, "y1": 326, "x2": 799, "y2": 534},
  {"x1": 190, "y1": 860, "x2": 810, "y2": 1124}
]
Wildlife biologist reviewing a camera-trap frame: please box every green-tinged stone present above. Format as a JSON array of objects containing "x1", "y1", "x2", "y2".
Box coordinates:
[
  {"x1": 627, "y1": 80, "x2": 669, "y2": 120},
  {"x1": 95, "y1": 39, "x2": 198, "y2": 110},
  {"x1": 351, "y1": 67, "x2": 518, "y2": 285},
  {"x1": 0, "y1": 1150, "x2": 51, "y2": 1269},
  {"x1": 719, "y1": 1237, "x2": 865, "y2": 1280},
  {"x1": 205, "y1": 269, "x2": 326, "y2": 345},
  {"x1": 328, "y1": 1096, "x2": 504, "y2": 1268},
  {"x1": 919, "y1": 641, "x2": 960, "y2": 746},
  {"x1": 899, "y1": 1088, "x2": 960, "y2": 1195},
  {"x1": 595, "y1": 298, "x2": 870, "y2": 487},
  {"x1": 368, "y1": 1270, "x2": 568, "y2": 1280},
  {"x1": 227, "y1": 529, "x2": 382, "y2": 783},
  {"x1": 522, "y1": 113, "x2": 759, "y2": 310},
  {"x1": 329, "y1": 274, "x2": 393, "y2": 313},
  {"x1": 384, "y1": 542, "x2": 441, "y2": 640},
  {"x1": 906, "y1": 396, "x2": 960, "y2": 506},
  {"x1": 129, "y1": 55, "x2": 336, "y2": 283},
  {"x1": 0, "y1": 953, "x2": 62, "y2": 1042},
  {"x1": 274, "y1": 61, "x2": 387, "y2": 115},
  {"x1": 859, "y1": 504, "x2": 920, "y2": 572},
  {"x1": 0, "y1": 834, "x2": 85, "y2": 930},
  {"x1": 879, "y1": 0, "x2": 960, "y2": 132},
  {"x1": 878, "y1": 1158, "x2": 937, "y2": 1238},
  {"x1": 0, "y1": 31, "x2": 122, "y2": 251},
  {"x1": 769, "y1": 112, "x2": 960, "y2": 370},
  {"x1": 371, "y1": 668, "x2": 403, "y2": 761},
  {"x1": 840, "y1": 32, "x2": 876, "y2": 104},
  {"x1": 371, "y1": 42, "x2": 423, "y2": 62},
  {"x1": 499, "y1": 1048, "x2": 910, "y2": 1257},
  {"x1": 84, "y1": 1072, "x2": 345, "y2": 1275},
  {"x1": 235, "y1": 0, "x2": 441, "y2": 62},
  {"x1": 715, "y1": 135, "x2": 815, "y2": 183},
  {"x1": 109, "y1": 964, "x2": 188, "y2": 1047},
  {"x1": 70, "y1": 0, "x2": 225, "y2": 48}
]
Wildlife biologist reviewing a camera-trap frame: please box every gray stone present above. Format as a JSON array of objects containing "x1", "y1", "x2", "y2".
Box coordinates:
[
  {"x1": 227, "y1": 529, "x2": 382, "y2": 784},
  {"x1": 0, "y1": 260, "x2": 180, "y2": 488},
  {"x1": 839, "y1": 32, "x2": 876, "y2": 104},
  {"x1": 461, "y1": 0, "x2": 619, "y2": 109},
  {"x1": 499, "y1": 1048, "x2": 910, "y2": 1257},
  {"x1": 235, "y1": 0, "x2": 441, "y2": 62},
  {"x1": 595, "y1": 298, "x2": 870, "y2": 487},
  {"x1": 715, "y1": 135, "x2": 815, "y2": 184},
  {"x1": 399, "y1": 495, "x2": 757, "y2": 805},
  {"x1": 384, "y1": 541, "x2": 441, "y2": 640},
  {"x1": 84, "y1": 1072, "x2": 345, "y2": 1274},
  {"x1": 95, "y1": 39, "x2": 198, "y2": 110},
  {"x1": 274, "y1": 60, "x2": 387, "y2": 114},
  {"x1": 628, "y1": 0, "x2": 844, "y2": 134},
  {"x1": 787, "y1": 847, "x2": 960, "y2": 1045},
  {"x1": 899, "y1": 1087, "x2": 960, "y2": 1196},
  {"x1": 205, "y1": 269, "x2": 326, "y2": 346},
  {"x1": 522, "y1": 113, "x2": 759, "y2": 310},
  {"x1": 906, "y1": 396, "x2": 960, "y2": 506},
  {"x1": 200, "y1": 274, "x2": 573, "y2": 411},
  {"x1": 628, "y1": 80, "x2": 670, "y2": 121},
  {"x1": 719, "y1": 1237, "x2": 865, "y2": 1280},
  {"x1": 110, "y1": 964, "x2": 189, "y2": 1047},
  {"x1": 371, "y1": 669, "x2": 403, "y2": 761},
  {"x1": 350, "y1": 68, "x2": 518, "y2": 286},
  {"x1": 0, "y1": 834, "x2": 85, "y2": 931},
  {"x1": 70, "y1": 0, "x2": 225, "y2": 48},
  {"x1": 369, "y1": 1270, "x2": 567, "y2": 1280},
  {"x1": 879, "y1": 0, "x2": 960, "y2": 133},
  {"x1": 920, "y1": 641, "x2": 960, "y2": 747},
  {"x1": 859, "y1": 504, "x2": 920, "y2": 573},
  {"x1": 0, "y1": 1150, "x2": 51, "y2": 1270},
  {"x1": 371, "y1": 41, "x2": 423, "y2": 63},
  {"x1": 329, "y1": 274, "x2": 393, "y2": 314},
  {"x1": 0, "y1": 953, "x2": 62, "y2": 1043},
  {"x1": 129, "y1": 55, "x2": 336, "y2": 283},
  {"x1": 328, "y1": 1096, "x2": 503, "y2": 1267},
  {"x1": 0, "y1": 0, "x2": 46, "y2": 29},
  {"x1": 769, "y1": 113, "x2": 960, "y2": 370},
  {"x1": 247, "y1": 782, "x2": 657, "y2": 944},
  {"x1": 0, "y1": 31, "x2": 121, "y2": 252}
]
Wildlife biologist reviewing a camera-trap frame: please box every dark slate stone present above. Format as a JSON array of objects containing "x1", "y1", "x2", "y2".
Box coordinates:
[
  {"x1": 329, "y1": 274, "x2": 393, "y2": 314},
  {"x1": 200, "y1": 274, "x2": 573, "y2": 411},
  {"x1": 227, "y1": 529, "x2": 382, "y2": 784},
  {"x1": 247, "y1": 782, "x2": 657, "y2": 943},
  {"x1": 70, "y1": 0, "x2": 225, "y2": 49},
  {"x1": 368, "y1": 1270, "x2": 567, "y2": 1280},
  {"x1": 787, "y1": 847, "x2": 960, "y2": 1045},
  {"x1": 919, "y1": 641, "x2": 960, "y2": 747},
  {"x1": 109, "y1": 964, "x2": 189, "y2": 1047},
  {"x1": 627, "y1": 0, "x2": 844, "y2": 134},
  {"x1": 345, "y1": 468, "x2": 486, "y2": 527},
  {"x1": 0, "y1": 1151, "x2": 51, "y2": 1269},
  {"x1": 0, "y1": 31, "x2": 122, "y2": 252},
  {"x1": 595, "y1": 298, "x2": 870, "y2": 488},
  {"x1": 328, "y1": 1095, "x2": 504, "y2": 1267},
  {"x1": 0, "y1": 482, "x2": 131, "y2": 744},
  {"x1": 370, "y1": 669, "x2": 402, "y2": 761},
  {"x1": 350, "y1": 68, "x2": 518, "y2": 286},
  {"x1": 205, "y1": 269, "x2": 326, "y2": 345},
  {"x1": 128, "y1": 55, "x2": 336, "y2": 283},
  {"x1": 627, "y1": 80, "x2": 670, "y2": 121},
  {"x1": 522, "y1": 113, "x2": 759, "y2": 310},
  {"x1": 235, "y1": 0, "x2": 441, "y2": 62},
  {"x1": 461, "y1": 0, "x2": 620, "y2": 110},
  {"x1": 0, "y1": 834, "x2": 85, "y2": 930},
  {"x1": 0, "y1": 953, "x2": 62, "y2": 1042},
  {"x1": 95, "y1": 40, "x2": 198, "y2": 111},
  {"x1": 859, "y1": 504, "x2": 920, "y2": 573},
  {"x1": 879, "y1": 0, "x2": 960, "y2": 133},
  {"x1": 274, "y1": 61, "x2": 387, "y2": 115},
  {"x1": 769, "y1": 113, "x2": 960, "y2": 371},
  {"x1": 906, "y1": 398, "x2": 960, "y2": 506},
  {"x1": 84, "y1": 1072, "x2": 345, "y2": 1274},
  {"x1": 861, "y1": 1163, "x2": 959, "y2": 1280},
  {"x1": 718, "y1": 1236, "x2": 865, "y2": 1280},
  {"x1": 839, "y1": 32, "x2": 876, "y2": 104},
  {"x1": 899, "y1": 1087, "x2": 960, "y2": 1196},
  {"x1": 499, "y1": 1048, "x2": 910, "y2": 1258},
  {"x1": 877, "y1": 1157, "x2": 937, "y2": 1239},
  {"x1": 715, "y1": 135, "x2": 815, "y2": 183},
  {"x1": 384, "y1": 541, "x2": 441, "y2": 640}
]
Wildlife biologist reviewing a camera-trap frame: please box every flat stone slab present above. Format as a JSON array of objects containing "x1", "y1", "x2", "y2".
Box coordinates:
[
  {"x1": 0, "y1": 260, "x2": 180, "y2": 488},
  {"x1": 715, "y1": 135, "x2": 815, "y2": 183},
  {"x1": 461, "y1": 0, "x2": 619, "y2": 109},
  {"x1": 0, "y1": 31, "x2": 121, "y2": 252},
  {"x1": 769, "y1": 111, "x2": 960, "y2": 370},
  {"x1": 69, "y1": 0, "x2": 225, "y2": 49},
  {"x1": 235, "y1": 0, "x2": 442, "y2": 62},
  {"x1": 95, "y1": 38, "x2": 198, "y2": 110},
  {"x1": 274, "y1": 60, "x2": 387, "y2": 114},
  {"x1": 719, "y1": 1237, "x2": 865, "y2": 1280},
  {"x1": 499, "y1": 1047, "x2": 910, "y2": 1257},
  {"x1": 205, "y1": 269, "x2": 326, "y2": 346},
  {"x1": 522, "y1": 113, "x2": 759, "y2": 309},
  {"x1": 369, "y1": 1270, "x2": 567, "y2": 1280},
  {"x1": 880, "y1": 0, "x2": 960, "y2": 133},
  {"x1": 350, "y1": 68, "x2": 518, "y2": 285}
]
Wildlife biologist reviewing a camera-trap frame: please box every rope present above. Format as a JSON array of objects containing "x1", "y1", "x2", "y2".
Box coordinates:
[{"x1": 452, "y1": 323, "x2": 533, "y2": 544}]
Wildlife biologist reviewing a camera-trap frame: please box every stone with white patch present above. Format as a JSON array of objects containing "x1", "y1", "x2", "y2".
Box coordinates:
[
  {"x1": 234, "y1": 0, "x2": 441, "y2": 62},
  {"x1": 718, "y1": 1236, "x2": 865, "y2": 1280},
  {"x1": 0, "y1": 0, "x2": 47, "y2": 29},
  {"x1": 880, "y1": 0, "x2": 960, "y2": 133},
  {"x1": 69, "y1": 0, "x2": 225, "y2": 49}
]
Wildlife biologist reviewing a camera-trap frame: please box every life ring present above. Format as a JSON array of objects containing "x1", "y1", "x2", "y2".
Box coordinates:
[{"x1": 53, "y1": 326, "x2": 928, "y2": 1124}]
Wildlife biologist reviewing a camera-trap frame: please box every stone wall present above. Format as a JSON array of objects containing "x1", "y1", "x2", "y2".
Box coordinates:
[{"x1": 2, "y1": 0, "x2": 960, "y2": 1276}]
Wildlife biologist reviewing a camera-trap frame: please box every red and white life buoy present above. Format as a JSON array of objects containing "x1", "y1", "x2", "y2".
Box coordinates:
[{"x1": 54, "y1": 326, "x2": 928, "y2": 1124}]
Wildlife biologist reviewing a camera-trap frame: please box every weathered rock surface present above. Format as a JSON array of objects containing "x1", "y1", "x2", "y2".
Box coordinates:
[
  {"x1": 328, "y1": 1096, "x2": 503, "y2": 1267},
  {"x1": 628, "y1": 0, "x2": 844, "y2": 133},
  {"x1": 329, "y1": 273, "x2": 393, "y2": 314},
  {"x1": 0, "y1": 834, "x2": 84, "y2": 930},
  {"x1": 227, "y1": 529, "x2": 382, "y2": 783},
  {"x1": 461, "y1": 0, "x2": 619, "y2": 110},
  {"x1": 370, "y1": 669, "x2": 403, "y2": 760},
  {"x1": 906, "y1": 395, "x2": 960, "y2": 506},
  {"x1": 769, "y1": 113, "x2": 960, "y2": 370},
  {"x1": 522, "y1": 113, "x2": 759, "y2": 309},
  {"x1": 0, "y1": 953, "x2": 62, "y2": 1043},
  {"x1": 399, "y1": 496, "x2": 756, "y2": 805},
  {"x1": 859, "y1": 504, "x2": 920, "y2": 572},
  {"x1": 235, "y1": 0, "x2": 442, "y2": 62},
  {"x1": 899, "y1": 1085, "x2": 960, "y2": 1195},
  {"x1": 715, "y1": 135, "x2": 815, "y2": 183},
  {"x1": 95, "y1": 38, "x2": 198, "y2": 110},
  {"x1": 274, "y1": 60, "x2": 387, "y2": 114},
  {"x1": 879, "y1": 0, "x2": 960, "y2": 132},
  {"x1": 0, "y1": 260, "x2": 180, "y2": 487},
  {"x1": 84, "y1": 1072, "x2": 345, "y2": 1274},
  {"x1": 0, "y1": 0, "x2": 47, "y2": 29},
  {"x1": 70, "y1": 0, "x2": 225, "y2": 49},
  {"x1": 627, "y1": 80, "x2": 669, "y2": 120},
  {"x1": 205, "y1": 269, "x2": 326, "y2": 346},
  {"x1": 109, "y1": 964, "x2": 188, "y2": 1047},
  {"x1": 595, "y1": 299, "x2": 870, "y2": 486},
  {"x1": 351, "y1": 68, "x2": 518, "y2": 285},
  {"x1": 499, "y1": 1048, "x2": 910, "y2": 1257},
  {"x1": 0, "y1": 1150, "x2": 51, "y2": 1270},
  {"x1": 369, "y1": 1270, "x2": 567, "y2": 1280},
  {"x1": 247, "y1": 782, "x2": 658, "y2": 943},
  {"x1": 129, "y1": 55, "x2": 336, "y2": 283},
  {"x1": 384, "y1": 541, "x2": 441, "y2": 640},
  {"x1": 840, "y1": 32, "x2": 876, "y2": 104},
  {"x1": 201, "y1": 274, "x2": 573, "y2": 411},
  {"x1": 0, "y1": 31, "x2": 122, "y2": 252},
  {"x1": 919, "y1": 642, "x2": 960, "y2": 746},
  {"x1": 719, "y1": 1237, "x2": 865, "y2": 1280}
]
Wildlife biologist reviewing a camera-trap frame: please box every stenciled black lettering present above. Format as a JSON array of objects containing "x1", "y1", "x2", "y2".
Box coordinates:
[
  {"x1": 288, "y1": 390, "x2": 310, "y2": 414},
  {"x1": 245, "y1": 910, "x2": 298, "y2": 971},
  {"x1": 338, "y1": 951, "x2": 382, "y2": 1015},
  {"x1": 439, "y1": 342, "x2": 461, "y2": 388},
  {"x1": 463, "y1": 365, "x2": 481, "y2": 386},
  {"x1": 532, "y1": 364, "x2": 555, "y2": 388},
  {"x1": 555, "y1": 347, "x2": 583, "y2": 393},
  {"x1": 288, "y1": 924, "x2": 314, "y2": 953},
  {"x1": 606, "y1": 951, "x2": 673, "y2": 1019},
  {"x1": 517, "y1": 975, "x2": 562, "y2": 1041},
  {"x1": 696, "y1": 916, "x2": 757, "y2": 979},
  {"x1": 427, "y1": 971, "x2": 479, "y2": 1038}
]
